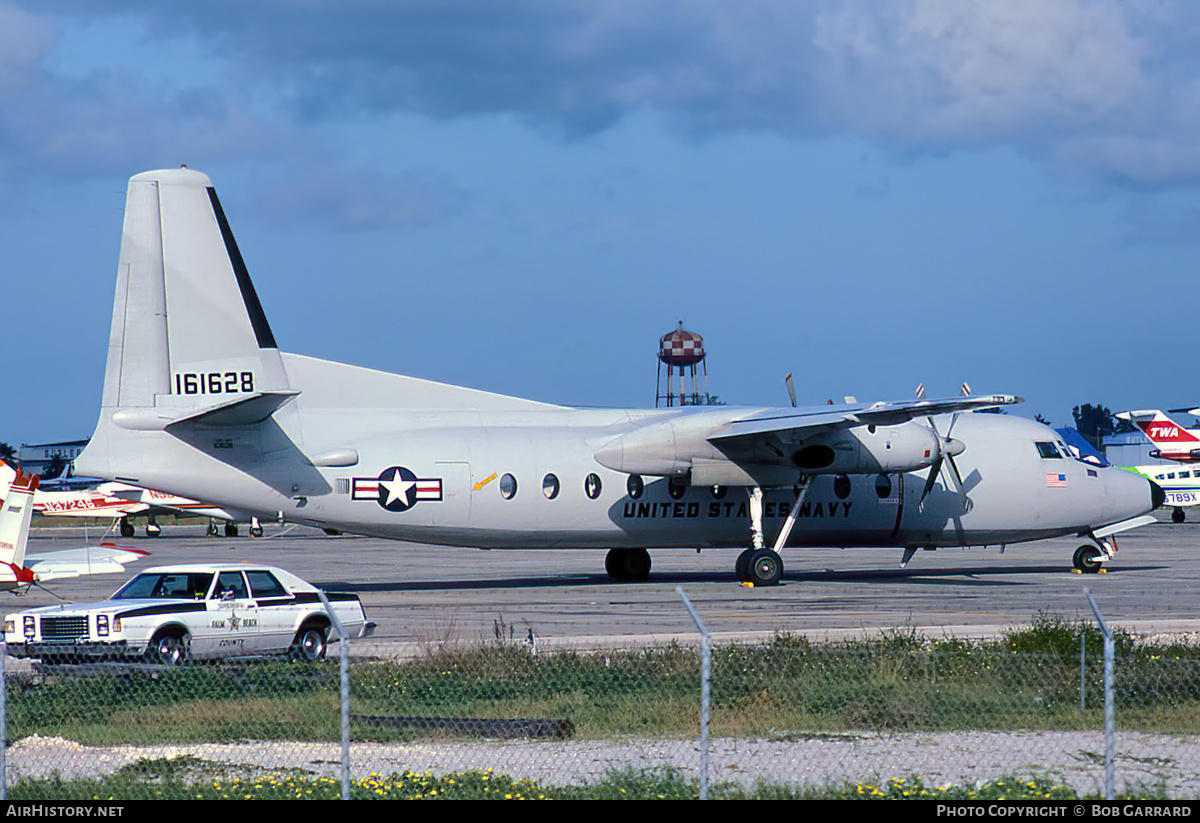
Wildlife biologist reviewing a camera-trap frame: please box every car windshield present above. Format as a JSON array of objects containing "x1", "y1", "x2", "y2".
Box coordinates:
[{"x1": 112, "y1": 572, "x2": 214, "y2": 600}]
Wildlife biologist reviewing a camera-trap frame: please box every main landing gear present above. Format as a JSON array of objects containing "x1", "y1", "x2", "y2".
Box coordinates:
[
  {"x1": 206, "y1": 517, "x2": 265, "y2": 537},
  {"x1": 120, "y1": 516, "x2": 160, "y2": 538},
  {"x1": 605, "y1": 548, "x2": 652, "y2": 581},
  {"x1": 734, "y1": 479, "x2": 812, "y2": 586},
  {"x1": 1173, "y1": 507, "x2": 1186, "y2": 524}
]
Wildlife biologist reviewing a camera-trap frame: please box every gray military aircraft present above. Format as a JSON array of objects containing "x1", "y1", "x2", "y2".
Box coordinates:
[{"x1": 75, "y1": 169, "x2": 1162, "y2": 584}]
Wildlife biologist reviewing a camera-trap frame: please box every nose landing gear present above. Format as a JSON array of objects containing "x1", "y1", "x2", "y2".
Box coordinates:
[{"x1": 1073, "y1": 537, "x2": 1115, "y2": 574}]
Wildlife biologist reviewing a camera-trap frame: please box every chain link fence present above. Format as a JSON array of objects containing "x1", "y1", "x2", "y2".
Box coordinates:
[{"x1": 1, "y1": 611, "x2": 1198, "y2": 799}]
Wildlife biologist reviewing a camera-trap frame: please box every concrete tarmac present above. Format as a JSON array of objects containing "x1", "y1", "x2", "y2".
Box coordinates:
[{"x1": 13, "y1": 513, "x2": 1200, "y2": 656}]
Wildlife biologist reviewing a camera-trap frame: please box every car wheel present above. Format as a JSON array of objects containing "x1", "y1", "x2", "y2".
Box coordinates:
[
  {"x1": 290, "y1": 624, "x2": 328, "y2": 661},
  {"x1": 147, "y1": 632, "x2": 188, "y2": 665}
]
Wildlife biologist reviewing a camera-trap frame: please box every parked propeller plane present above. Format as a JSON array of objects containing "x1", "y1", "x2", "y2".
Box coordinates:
[
  {"x1": 0, "y1": 469, "x2": 149, "y2": 591},
  {"x1": 74, "y1": 169, "x2": 1161, "y2": 583},
  {"x1": 0, "y1": 461, "x2": 263, "y2": 538}
]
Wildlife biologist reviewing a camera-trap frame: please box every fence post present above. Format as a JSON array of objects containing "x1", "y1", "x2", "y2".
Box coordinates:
[
  {"x1": 676, "y1": 587, "x2": 710, "y2": 800},
  {"x1": 1084, "y1": 588, "x2": 1115, "y2": 800},
  {"x1": 317, "y1": 590, "x2": 351, "y2": 801},
  {"x1": 1080, "y1": 633, "x2": 1087, "y2": 712},
  {"x1": 1, "y1": 637, "x2": 6, "y2": 801}
]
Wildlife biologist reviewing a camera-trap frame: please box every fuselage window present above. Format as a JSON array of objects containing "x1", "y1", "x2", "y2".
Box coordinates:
[
  {"x1": 711, "y1": 485, "x2": 727, "y2": 499},
  {"x1": 833, "y1": 474, "x2": 852, "y2": 500},
  {"x1": 668, "y1": 476, "x2": 688, "y2": 500},
  {"x1": 626, "y1": 474, "x2": 644, "y2": 499},
  {"x1": 542, "y1": 473, "x2": 560, "y2": 500},
  {"x1": 1035, "y1": 441, "x2": 1061, "y2": 459},
  {"x1": 500, "y1": 473, "x2": 518, "y2": 500},
  {"x1": 875, "y1": 473, "x2": 892, "y2": 499},
  {"x1": 585, "y1": 473, "x2": 602, "y2": 500}
]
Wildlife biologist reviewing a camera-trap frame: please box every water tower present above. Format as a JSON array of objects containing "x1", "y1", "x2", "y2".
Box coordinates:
[{"x1": 656, "y1": 322, "x2": 711, "y2": 407}]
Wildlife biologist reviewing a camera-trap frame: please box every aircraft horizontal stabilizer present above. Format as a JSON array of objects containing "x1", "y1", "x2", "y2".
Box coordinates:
[{"x1": 112, "y1": 391, "x2": 300, "y2": 432}]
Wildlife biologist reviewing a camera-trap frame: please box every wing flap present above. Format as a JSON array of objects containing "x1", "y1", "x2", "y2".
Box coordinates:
[{"x1": 709, "y1": 395, "x2": 1020, "y2": 444}]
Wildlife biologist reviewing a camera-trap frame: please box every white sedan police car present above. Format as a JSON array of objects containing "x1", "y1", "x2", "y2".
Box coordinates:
[{"x1": 4, "y1": 563, "x2": 374, "y2": 664}]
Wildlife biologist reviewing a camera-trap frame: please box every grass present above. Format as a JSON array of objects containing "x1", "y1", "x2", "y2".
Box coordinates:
[
  {"x1": 8, "y1": 613, "x2": 1200, "y2": 746},
  {"x1": 5, "y1": 761, "x2": 1174, "y2": 800}
]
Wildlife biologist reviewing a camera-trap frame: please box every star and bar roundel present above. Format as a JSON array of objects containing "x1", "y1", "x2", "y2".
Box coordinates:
[{"x1": 351, "y1": 466, "x2": 443, "y2": 512}]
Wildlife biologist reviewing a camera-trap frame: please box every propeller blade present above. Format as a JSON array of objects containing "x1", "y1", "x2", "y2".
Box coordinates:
[
  {"x1": 919, "y1": 453, "x2": 943, "y2": 511},
  {"x1": 919, "y1": 413, "x2": 963, "y2": 511},
  {"x1": 785, "y1": 374, "x2": 797, "y2": 408}
]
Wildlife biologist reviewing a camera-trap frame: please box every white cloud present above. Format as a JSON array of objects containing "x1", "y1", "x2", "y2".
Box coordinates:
[{"x1": 12, "y1": 1, "x2": 1200, "y2": 187}]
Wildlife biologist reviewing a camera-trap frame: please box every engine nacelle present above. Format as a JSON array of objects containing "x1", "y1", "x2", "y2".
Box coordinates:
[
  {"x1": 789, "y1": 422, "x2": 959, "y2": 475},
  {"x1": 593, "y1": 412, "x2": 960, "y2": 480}
]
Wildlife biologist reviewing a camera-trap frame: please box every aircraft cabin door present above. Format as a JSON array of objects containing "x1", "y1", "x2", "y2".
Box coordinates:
[{"x1": 432, "y1": 461, "x2": 473, "y2": 527}]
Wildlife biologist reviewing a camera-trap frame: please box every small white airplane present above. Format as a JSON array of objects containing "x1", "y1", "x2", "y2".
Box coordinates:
[
  {"x1": 1116, "y1": 409, "x2": 1200, "y2": 463},
  {"x1": 0, "y1": 460, "x2": 263, "y2": 538},
  {"x1": 1121, "y1": 465, "x2": 1200, "y2": 523},
  {"x1": 73, "y1": 168, "x2": 1161, "y2": 581},
  {"x1": 0, "y1": 468, "x2": 150, "y2": 591}
]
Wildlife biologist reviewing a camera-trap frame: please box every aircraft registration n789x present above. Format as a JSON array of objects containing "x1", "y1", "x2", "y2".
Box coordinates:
[{"x1": 75, "y1": 169, "x2": 1163, "y2": 584}]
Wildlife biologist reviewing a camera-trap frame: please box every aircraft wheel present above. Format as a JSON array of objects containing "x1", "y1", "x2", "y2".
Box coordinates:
[
  {"x1": 604, "y1": 548, "x2": 652, "y2": 581},
  {"x1": 1073, "y1": 545, "x2": 1104, "y2": 574},
  {"x1": 146, "y1": 523, "x2": 161, "y2": 538},
  {"x1": 146, "y1": 631, "x2": 188, "y2": 666},
  {"x1": 206, "y1": 521, "x2": 220, "y2": 537},
  {"x1": 224, "y1": 523, "x2": 240, "y2": 537},
  {"x1": 289, "y1": 623, "x2": 328, "y2": 661},
  {"x1": 747, "y1": 549, "x2": 783, "y2": 586},
  {"x1": 735, "y1": 548, "x2": 756, "y2": 581},
  {"x1": 250, "y1": 525, "x2": 264, "y2": 537},
  {"x1": 119, "y1": 519, "x2": 135, "y2": 538},
  {"x1": 1173, "y1": 508, "x2": 1186, "y2": 524}
]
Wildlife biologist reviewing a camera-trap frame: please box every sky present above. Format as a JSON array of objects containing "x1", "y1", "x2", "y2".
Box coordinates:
[{"x1": 5, "y1": 1, "x2": 1200, "y2": 446}]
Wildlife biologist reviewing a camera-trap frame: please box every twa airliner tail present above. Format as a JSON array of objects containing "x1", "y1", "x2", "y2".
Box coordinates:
[{"x1": 1119, "y1": 409, "x2": 1200, "y2": 462}]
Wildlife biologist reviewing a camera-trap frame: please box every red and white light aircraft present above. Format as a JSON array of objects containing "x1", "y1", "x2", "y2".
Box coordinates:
[
  {"x1": 0, "y1": 461, "x2": 262, "y2": 538},
  {"x1": 0, "y1": 469, "x2": 149, "y2": 591}
]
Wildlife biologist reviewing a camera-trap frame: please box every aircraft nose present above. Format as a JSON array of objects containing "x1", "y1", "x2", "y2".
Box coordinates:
[{"x1": 1150, "y1": 480, "x2": 1166, "y2": 511}]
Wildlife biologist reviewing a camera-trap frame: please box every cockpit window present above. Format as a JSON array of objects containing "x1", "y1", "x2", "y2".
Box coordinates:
[{"x1": 1035, "y1": 441, "x2": 1062, "y2": 459}]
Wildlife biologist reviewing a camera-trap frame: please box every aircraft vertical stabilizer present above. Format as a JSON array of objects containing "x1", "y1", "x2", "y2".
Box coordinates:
[
  {"x1": 0, "y1": 471, "x2": 38, "y2": 574},
  {"x1": 79, "y1": 168, "x2": 293, "y2": 479}
]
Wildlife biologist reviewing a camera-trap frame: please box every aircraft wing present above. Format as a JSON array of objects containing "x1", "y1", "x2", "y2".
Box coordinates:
[
  {"x1": 709, "y1": 394, "x2": 1021, "y2": 444},
  {"x1": 26, "y1": 545, "x2": 150, "y2": 582}
]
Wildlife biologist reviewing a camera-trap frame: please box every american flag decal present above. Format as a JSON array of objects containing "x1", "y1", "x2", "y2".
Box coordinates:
[
  {"x1": 350, "y1": 466, "x2": 443, "y2": 512},
  {"x1": 1045, "y1": 473, "x2": 1068, "y2": 488}
]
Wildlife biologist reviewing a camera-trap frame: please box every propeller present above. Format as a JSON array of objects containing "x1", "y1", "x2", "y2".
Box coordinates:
[
  {"x1": 918, "y1": 413, "x2": 966, "y2": 511},
  {"x1": 785, "y1": 373, "x2": 797, "y2": 408}
]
